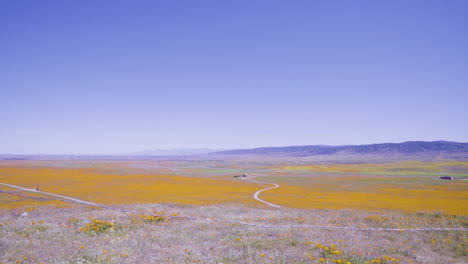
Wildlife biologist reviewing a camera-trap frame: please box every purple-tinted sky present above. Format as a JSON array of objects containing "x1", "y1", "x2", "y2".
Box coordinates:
[{"x1": 1, "y1": 0, "x2": 467, "y2": 154}]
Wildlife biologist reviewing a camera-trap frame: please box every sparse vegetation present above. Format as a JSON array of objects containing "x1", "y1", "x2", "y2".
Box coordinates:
[{"x1": 0, "y1": 204, "x2": 467, "y2": 263}]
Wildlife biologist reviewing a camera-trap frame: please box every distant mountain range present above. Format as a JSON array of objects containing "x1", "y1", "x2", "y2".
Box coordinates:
[
  {"x1": 1, "y1": 141, "x2": 467, "y2": 162},
  {"x1": 209, "y1": 141, "x2": 468, "y2": 157}
]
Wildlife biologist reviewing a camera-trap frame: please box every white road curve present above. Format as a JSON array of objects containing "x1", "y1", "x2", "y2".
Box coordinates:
[
  {"x1": 0, "y1": 183, "x2": 98, "y2": 206},
  {"x1": 244, "y1": 177, "x2": 281, "y2": 208}
]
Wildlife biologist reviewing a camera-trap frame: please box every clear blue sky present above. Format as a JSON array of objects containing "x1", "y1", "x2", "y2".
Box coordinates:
[{"x1": 1, "y1": 0, "x2": 467, "y2": 154}]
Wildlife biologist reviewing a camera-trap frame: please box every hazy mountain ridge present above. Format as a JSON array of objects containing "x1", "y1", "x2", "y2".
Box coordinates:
[
  {"x1": 2, "y1": 141, "x2": 467, "y2": 162},
  {"x1": 211, "y1": 141, "x2": 468, "y2": 157}
]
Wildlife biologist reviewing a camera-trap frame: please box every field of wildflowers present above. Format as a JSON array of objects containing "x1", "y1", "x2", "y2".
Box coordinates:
[
  {"x1": 1, "y1": 160, "x2": 466, "y2": 214},
  {"x1": 0, "y1": 160, "x2": 467, "y2": 263},
  {"x1": 0, "y1": 203, "x2": 466, "y2": 263},
  {"x1": 0, "y1": 163, "x2": 259, "y2": 209}
]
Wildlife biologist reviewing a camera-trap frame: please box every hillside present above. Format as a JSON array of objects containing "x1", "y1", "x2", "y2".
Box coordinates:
[
  {"x1": 2, "y1": 141, "x2": 468, "y2": 162},
  {"x1": 210, "y1": 141, "x2": 468, "y2": 158}
]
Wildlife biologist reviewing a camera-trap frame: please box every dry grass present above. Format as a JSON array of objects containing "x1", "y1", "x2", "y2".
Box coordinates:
[{"x1": 0, "y1": 203, "x2": 466, "y2": 264}]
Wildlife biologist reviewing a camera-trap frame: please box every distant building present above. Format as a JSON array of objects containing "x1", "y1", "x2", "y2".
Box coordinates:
[{"x1": 440, "y1": 176, "x2": 454, "y2": 180}]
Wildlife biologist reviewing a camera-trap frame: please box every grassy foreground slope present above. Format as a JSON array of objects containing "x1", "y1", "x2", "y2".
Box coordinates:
[{"x1": 1, "y1": 204, "x2": 467, "y2": 264}]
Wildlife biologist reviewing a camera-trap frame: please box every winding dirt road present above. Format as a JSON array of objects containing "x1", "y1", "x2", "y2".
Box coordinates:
[{"x1": 243, "y1": 177, "x2": 281, "y2": 208}]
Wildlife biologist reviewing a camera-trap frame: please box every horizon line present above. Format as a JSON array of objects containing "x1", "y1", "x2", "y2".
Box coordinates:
[{"x1": 1, "y1": 140, "x2": 465, "y2": 156}]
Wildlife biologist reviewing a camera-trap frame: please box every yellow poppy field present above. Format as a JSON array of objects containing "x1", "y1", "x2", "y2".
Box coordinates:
[{"x1": 1, "y1": 160, "x2": 467, "y2": 215}]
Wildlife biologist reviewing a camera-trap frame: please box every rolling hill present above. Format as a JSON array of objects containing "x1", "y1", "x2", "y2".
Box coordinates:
[{"x1": 209, "y1": 141, "x2": 468, "y2": 160}]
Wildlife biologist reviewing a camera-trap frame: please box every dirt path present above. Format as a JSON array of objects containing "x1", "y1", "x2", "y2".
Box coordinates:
[
  {"x1": 1, "y1": 178, "x2": 284, "y2": 209},
  {"x1": 0, "y1": 183, "x2": 98, "y2": 206},
  {"x1": 243, "y1": 177, "x2": 281, "y2": 208}
]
